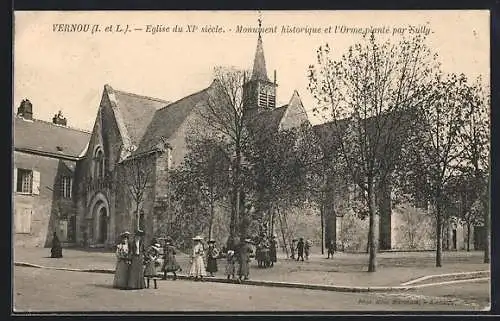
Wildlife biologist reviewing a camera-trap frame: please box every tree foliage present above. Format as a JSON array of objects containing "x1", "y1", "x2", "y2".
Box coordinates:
[{"x1": 308, "y1": 33, "x2": 438, "y2": 271}]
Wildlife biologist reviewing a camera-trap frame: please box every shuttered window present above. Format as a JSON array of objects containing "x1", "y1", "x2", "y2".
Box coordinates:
[{"x1": 15, "y1": 169, "x2": 40, "y2": 195}]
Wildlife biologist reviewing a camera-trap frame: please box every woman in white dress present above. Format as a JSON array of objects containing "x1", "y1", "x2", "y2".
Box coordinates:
[{"x1": 189, "y1": 235, "x2": 206, "y2": 280}]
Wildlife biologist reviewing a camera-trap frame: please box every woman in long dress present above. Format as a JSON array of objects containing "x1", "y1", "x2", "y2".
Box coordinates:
[
  {"x1": 206, "y1": 240, "x2": 219, "y2": 277},
  {"x1": 162, "y1": 237, "x2": 181, "y2": 280},
  {"x1": 189, "y1": 235, "x2": 206, "y2": 280},
  {"x1": 113, "y1": 231, "x2": 131, "y2": 289},
  {"x1": 50, "y1": 232, "x2": 63, "y2": 258},
  {"x1": 143, "y1": 242, "x2": 161, "y2": 289},
  {"x1": 127, "y1": 229, "x2": 146, "y2": 289},
  {"x1": 238, "y1": 238, "x2": 253, "y2": 281}
]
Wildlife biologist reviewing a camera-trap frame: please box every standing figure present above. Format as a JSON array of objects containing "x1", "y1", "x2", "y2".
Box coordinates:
[
  {"x1": 189, "y1": 235, "x2": 206, "y2": 280},
  {"x1": 144, "y1": 242, "x2": 161, "y2": 289},
  {"x1": 225, "y1": 250, "x2": 236, "y2": 280},
  {"x1": 296, "y1": 237, "x2": 305, "y2": 261},
  {"x1": 304, "y1": 239, "x2": 311, "y2": 261},
  {"x1": 327, "y1": 240, "x2": 335, "y2": 259},
  {"x1": 50, "y1": 232, "x2": 63, "y2": 258},
  {"x1": 206, "y1": 240, "x2": 219, "y2": 277},
  {"x1": 162, "y1": 237, "x2": 181, "y2": 280},
  {"x1": 269, "y1": 235, "x2": 277, "y2": 267},
  {"x1": 113, "y1": 231, "x2": 131, "y2": 289},
  {"x1": 238, "y1": 238, "x2": 253, "y2": 281},
  {"x1": 127, "y1": 229, "x2": 146, "y2": 290}
]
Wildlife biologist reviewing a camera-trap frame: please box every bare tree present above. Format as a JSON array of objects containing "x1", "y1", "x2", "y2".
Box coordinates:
[
  {"x1": 308, "y1": 34, "x2": 438, "y2": 272},
  {"x1": 408, "y1": 73, "x2": 473, "y2": 267},
  {"x1": 459, "y1": 77, "x2": 490, "y2": 262},
  {"x1": 119, "y1": 147, "x2": 155, "y2": 231},
  {"x1": 197, "y1": 66, "x2": 252, "y2": 246}
]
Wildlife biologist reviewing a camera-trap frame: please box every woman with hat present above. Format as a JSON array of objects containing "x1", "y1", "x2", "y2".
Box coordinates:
[
  {"x1": 189, "y1": 235, "x2": 206, "y2": 280},
  {"x1": 161, "y1": 237, "x2": 181, "y2": 280},
  {"x1": 127, "y1": 229, "x2": 146, "y2": 289},
  {"x1": 206, "y1": 240, "x2": 219, "y2": 277},
  {"x1": 237, "y1": 238, "x2": 253, "y2": 281},
  {"x1": 113, "y1": 231, "x2": 131, "y2": 289},
  {"x1": 144, "y1": 241, "x2": 161, "y2": 289},
  {"x1": 269, "y1": 235, "x2": 278, "y2": 267}
]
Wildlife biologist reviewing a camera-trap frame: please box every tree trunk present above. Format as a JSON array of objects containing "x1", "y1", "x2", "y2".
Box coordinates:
[
  {"x1": 278, "y1": 209, "x2": 289, "y2": 258},
  {"x1": 466, "y1": 223, "x2": 471, "y2": 252},
  {"x1": 367, "y1": 180, "x2": 377, "y2": 272},
  {"x1": 435, "y1": 211, "x2": 443, "y2": 267},
  {"x1": 208, "y1": 193, "x2": 214, "y2": 242},
  {"x1": 320, "y1": 201, "x2": 324, "y2": 255},
  {"x1": 483, "y1": 196, "x2": 490, "y2": 263}
]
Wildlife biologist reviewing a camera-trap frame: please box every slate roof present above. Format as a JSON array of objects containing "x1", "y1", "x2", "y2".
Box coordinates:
[
  {"x1": 133, "y1": 87, "x2": 211, "y2": 155},
  {"x1": 13, "y1": 116, "x2": 91, "y2": 159},
  {"x1": 255, "y1": 105, "x2": 288, "y2": 132},
  {"x1": 113, "y1": 90, "x2": 170, "y2": 146}
]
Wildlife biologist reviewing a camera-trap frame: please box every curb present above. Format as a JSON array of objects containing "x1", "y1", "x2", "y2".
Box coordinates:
[
  {"x1": 15, "y1": 261, "x2": 489, "y2": 293},
  {"x1": 401, "y1": 270, "x2": 490, "y2": 286}
]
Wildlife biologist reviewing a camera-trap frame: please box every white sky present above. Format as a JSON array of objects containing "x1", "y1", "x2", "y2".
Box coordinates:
[{"x1": 13, "y1": 10, "x2": 489, "y2": 130}]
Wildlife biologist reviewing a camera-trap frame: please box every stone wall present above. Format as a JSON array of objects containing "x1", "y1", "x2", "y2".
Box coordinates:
[{"x1": 14, "y1": 151, "x2": 77, "y2": 247}]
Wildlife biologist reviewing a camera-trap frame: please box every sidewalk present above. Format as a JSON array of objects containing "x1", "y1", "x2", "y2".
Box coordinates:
[{"x1": 13, "y1": 247, "x2": 489, "y2": 288}]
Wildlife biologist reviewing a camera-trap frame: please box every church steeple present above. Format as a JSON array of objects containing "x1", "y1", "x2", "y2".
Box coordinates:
[
  {"x1": 251, "y1": 18, "x2": 270, "y2": 82},
  {"x1": 243, "y1": 14, "x2": 277, "y2": 114}
]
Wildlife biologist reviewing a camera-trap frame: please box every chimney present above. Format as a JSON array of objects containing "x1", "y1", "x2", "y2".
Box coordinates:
[
  {"x1": 52, "y1": 110, "x2": 67, "y2": 126},
  {"x1": 17, "y1": 99, "x2": 33, "y2": 120},
  {"x1": 274, "y1": 70, "x2": 277, "y2": 85}
]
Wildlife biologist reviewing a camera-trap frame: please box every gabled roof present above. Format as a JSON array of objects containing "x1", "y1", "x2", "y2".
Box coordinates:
[
  {"x1": 112, "y1": 89, "x2": 170, "y2": 146},
  {"x1": 13, "y1": 116, "x2": 91, "y2": 159},
  {"x1": 252, "y1": 105, "x2": 288, "y2": 133},
  {"x1": 133, "y1": 87, "x2": 211, "y2": 155}
]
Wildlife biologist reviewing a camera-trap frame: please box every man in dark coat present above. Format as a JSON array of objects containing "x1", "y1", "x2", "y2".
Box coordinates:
[
  {"x1": 50, "y1": 232, "x2": 63, "y2": 258},
  {"x1": 269, "y1": 235, "x2": 277, "y2": 267},
  {"x1": 327, "y1": 240, "x2": 335, "y2": 259},
  {"x1": 296, "y1": 237, "x2": 305, "y2": 262}
]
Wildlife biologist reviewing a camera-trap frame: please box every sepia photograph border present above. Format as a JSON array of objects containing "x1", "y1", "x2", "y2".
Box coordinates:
[{"x1": 7, "y1": 0, "x2": 500, "y2": 318}]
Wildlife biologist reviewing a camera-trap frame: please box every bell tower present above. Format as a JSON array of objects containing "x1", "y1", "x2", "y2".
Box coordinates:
[{"x1": 243, "y1": 16, "x2": 277, "y2": 115}]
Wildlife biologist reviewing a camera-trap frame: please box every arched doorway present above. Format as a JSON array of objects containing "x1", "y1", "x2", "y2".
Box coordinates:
[
  {"x1": 98, "y1": 207, "x2": 108, "y2": 244},
  {"x1": 87, "y1": 192, "x2": 110, "y2": 246}
]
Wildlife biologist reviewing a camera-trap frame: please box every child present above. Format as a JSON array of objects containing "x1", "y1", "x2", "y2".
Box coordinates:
[
  {"x1": 225, "y1": 250, "x2": 236, "y2": 280},
  {"x1": 144, "y1": 242, "x2": 161, "y2": 289}
]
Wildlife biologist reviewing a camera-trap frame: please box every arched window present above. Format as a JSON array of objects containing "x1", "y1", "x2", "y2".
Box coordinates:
[{"x1": 93, "y1": 147, "x2": 105, "y2": 178}]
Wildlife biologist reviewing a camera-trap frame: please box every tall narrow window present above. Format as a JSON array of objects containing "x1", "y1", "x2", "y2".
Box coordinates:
[
  {"x1": 60, "y1": 176, "x2": 73, "y2": 199},
  {"x1": 94, "y1": 148, "x2": 105, "y2": 178}
]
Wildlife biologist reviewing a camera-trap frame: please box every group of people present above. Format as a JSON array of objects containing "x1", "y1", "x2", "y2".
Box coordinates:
[
  {"x1": 254, "y1": 234, "x2": 278, "y2": 268},
  {"x1": 290, "y1": 237, "x2": 312, "y2": 261},
  {"x1": 112, "y1": 231, "x2": 260, "y2": 290},
  {"x1": 113, "y1": 229, "x2": 182, "y2": 290},
  {"x1": 190, "y1": 235, "x2": 254, "y2": 282}
]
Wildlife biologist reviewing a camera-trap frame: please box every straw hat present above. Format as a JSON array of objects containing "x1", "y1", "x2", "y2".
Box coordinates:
[
  {"x1": 120, "y1": 231, "x2": 131, "y2": 238},
  {"x1": 244, "y1": 238, "x2": 252, "y2": 243},
  {"x1": 151, "y1": 243, "x2": 162, "y2": 252},
  {"x1": 192, "y1": 235, "x2": 203, "y2": 241},
  {"x1": 208, "y1": 239, "x2": 216, "y2": 244}
]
